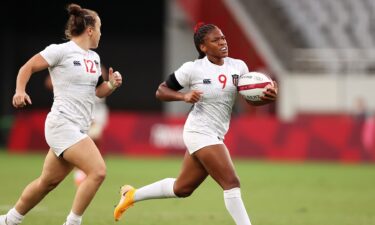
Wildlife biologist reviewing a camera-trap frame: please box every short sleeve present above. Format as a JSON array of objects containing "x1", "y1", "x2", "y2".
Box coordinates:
[
  {"x1": 238, "y1": 60, "x2": 249, "y2": 75},
  {"x1": 174, "y1": 61, "x2": 194, "y2": 88},
  {"x1": 40, "y1": 44, "x2": 63, "y2": 67}
]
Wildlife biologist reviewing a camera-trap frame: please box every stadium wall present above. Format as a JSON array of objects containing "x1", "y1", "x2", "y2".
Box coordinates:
[
  {"x1": 280, "y1": 75, "x2": 375, "y2": 121},
  {"x1": 7, "y1": 111, "x2": 375, "y2": 163}
]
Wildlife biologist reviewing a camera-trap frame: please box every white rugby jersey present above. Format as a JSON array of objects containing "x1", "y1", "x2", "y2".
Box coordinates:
[
  {"x1": 40, "y1": 41, "x2": 101, "y2": 131},
  {"x1": 175, "y1": 56, "x2": 249, "y2": 139}
]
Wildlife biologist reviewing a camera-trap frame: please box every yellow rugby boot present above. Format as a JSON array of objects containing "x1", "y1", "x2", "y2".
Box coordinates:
[{"x1": 114, "y1": 185, "x2": 136, "y2": 221}]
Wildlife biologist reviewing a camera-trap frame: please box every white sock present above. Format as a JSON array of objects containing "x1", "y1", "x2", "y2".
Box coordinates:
[
  {"x1": 65, "y1": 211, "x2": 82, "y2": 225},
  {"x1": 5, "y1": 208, "x2": 24, "y2": 225},
  {"x1": 224, "y1": 188, "x2": 252, "y2": 225},
  {"x1": 134, "y1": 178, "x2": 177, "y2": 202}
]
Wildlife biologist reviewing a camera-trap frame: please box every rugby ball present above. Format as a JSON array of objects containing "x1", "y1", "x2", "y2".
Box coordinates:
[{"x1": 237, "y1": 72, "x2": 273, "y2": 102}]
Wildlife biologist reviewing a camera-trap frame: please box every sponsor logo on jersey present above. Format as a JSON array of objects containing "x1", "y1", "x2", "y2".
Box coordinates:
[
  {"x1": 73, "y1": 60, "x2": 81, "y2": 66},
  {"x1": 203, "y1": 79, "x2": 211, "y2": 84},
  {"x1": 232, "y1": 74, "x2": 239, "y2": 86}
]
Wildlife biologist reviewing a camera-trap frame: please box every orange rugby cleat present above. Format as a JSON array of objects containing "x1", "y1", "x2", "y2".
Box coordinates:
[{"x1": 114, "y1": 185, "x2": 136, "y2": 221}]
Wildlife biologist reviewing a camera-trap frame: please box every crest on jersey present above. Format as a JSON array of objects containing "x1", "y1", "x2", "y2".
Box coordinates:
[
  {"x1": 232, "y1": 74, "x2": 239, "y2": 86},
  {"x1": 94, "y1": 60, "x2": 100, "y2": 70}
]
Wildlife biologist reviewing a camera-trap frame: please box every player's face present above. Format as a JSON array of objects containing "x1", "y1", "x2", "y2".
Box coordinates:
[
  {"x1": 90, "y1": 16, "x2": 102, "y2": 49},
  {"x1": 202, "y1": 27, "x2": 228, "y2": 59}
]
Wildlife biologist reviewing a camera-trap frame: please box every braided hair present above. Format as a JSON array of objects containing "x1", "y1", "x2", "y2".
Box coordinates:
[
  {"x1": 65, "y1": 3, "x2": 98, "y2": 39},
  {"x1": 193, "y1": 22, "x2": 217, "y2": 59}
]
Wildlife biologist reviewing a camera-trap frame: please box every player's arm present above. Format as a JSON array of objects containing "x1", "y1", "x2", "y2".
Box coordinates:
[
  {"x1": 247, "y1": 81, "x2": 278, "y2": 106},
  {"x1": 156, "y1": 73, "x2": 202, "y2": 103},
  {"x1": 13, "y1": 54, "x2": 49, "y2": 108},
  {"x1": 96, "y1": 67, "x2": 122, "y2": 98}
]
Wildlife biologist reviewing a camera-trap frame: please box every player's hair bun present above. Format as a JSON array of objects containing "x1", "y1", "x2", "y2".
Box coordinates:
[
  {"x1": 67, "y1": 3, "x2": 83, "y2": 17},
  {"x1": 194, "y1": 22, "x2": 205, "y2": 34}
]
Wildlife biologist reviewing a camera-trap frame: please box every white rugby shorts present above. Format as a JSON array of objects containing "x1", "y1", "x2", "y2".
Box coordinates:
[
  {"x1": 88, "y1": 102, "x2": 108, "y2": 139},
  {"x1": 183, "y1": 131, "x2": 224, "y2": 154},
  {"x1": 45, "y1": 113, "x2": 88, "y2": 156}
]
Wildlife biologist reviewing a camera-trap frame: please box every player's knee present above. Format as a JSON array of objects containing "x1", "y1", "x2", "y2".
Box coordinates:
[
  {"x1": 92, "y1": 166, "x2": 107, "y2": 183},
  {"x1": 174, "y1": 189, "x2": 193, "y2": 198},
  {"x1": 174, "y1": 186, "x2": 194, "y2": 198}
]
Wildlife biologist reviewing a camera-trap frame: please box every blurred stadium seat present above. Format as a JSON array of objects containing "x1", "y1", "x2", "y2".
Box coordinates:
[{"x1": 239, "y1": 0, "x2": 375, "y2": 73}]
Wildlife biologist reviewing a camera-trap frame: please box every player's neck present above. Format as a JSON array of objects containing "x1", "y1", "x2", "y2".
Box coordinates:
[
  {"x1": 207, "y1": 56, "x2": 224, "y2": 66},
  {"x1": 71, "y1": 37, "x2": 90, "y2": 52}
]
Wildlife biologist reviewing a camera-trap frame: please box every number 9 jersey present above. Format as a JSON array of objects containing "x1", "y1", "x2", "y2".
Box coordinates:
[{"x1": 174, "y1": 56, "x2": 249, "y2": 140}]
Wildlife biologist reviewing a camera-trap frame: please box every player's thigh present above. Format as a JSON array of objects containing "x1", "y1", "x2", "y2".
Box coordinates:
[
  {"x1": 175, "y1": 151, "x2": 208, "y2": 192},
  {"x1": 39, "y1": 150, "x2": 74, "y2": 184},
  {"x1": 194, "y1": 144, "x2": 239, "y2": 188},
  {"x1": 62, "y1": 137, "x2": 106, "y2": 174}
]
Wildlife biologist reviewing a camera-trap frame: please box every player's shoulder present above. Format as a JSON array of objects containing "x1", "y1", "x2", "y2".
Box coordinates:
[
  {"x1": 181, "y1": 60, "x2": 195, "y2": 67},
  {"x1": 225, "y1": 57, "x2": 248, "y2": 72},
  {"x1": 44, "y1": 41, "x2": 70, "y2": 51},
  {"x1": 176, "y1": 58, "x2": 206, "y2": 74},
  {"x1": 178, "y1": 60, "x2": 196, "y2": 71},
  {"x1": 185, "y1": 58, "x2": 206, "y2": 68},
  {"x1": 183, "y1": 57, "x2": 206, "y2": 64},
  {"x1": 225, "y1": 57, "x2": 246, "y2": 66},
  {"x1": 89, "y1": 50, "x2": 100, "y2": 60}
]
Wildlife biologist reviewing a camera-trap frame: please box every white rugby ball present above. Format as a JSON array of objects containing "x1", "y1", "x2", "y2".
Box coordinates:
[{"x1": 237, "y1": 72, "x2": 272, "y2": 102}]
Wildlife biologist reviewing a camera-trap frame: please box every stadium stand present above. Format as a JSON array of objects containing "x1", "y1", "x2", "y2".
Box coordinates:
[{"x1": 239, "y1": 0, "x2": 375, "y2": 73}]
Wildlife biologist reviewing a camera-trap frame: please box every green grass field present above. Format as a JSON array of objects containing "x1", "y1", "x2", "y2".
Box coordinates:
[{"x1": 0, "y1": 150, "x2": 374, "y2": 225}]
